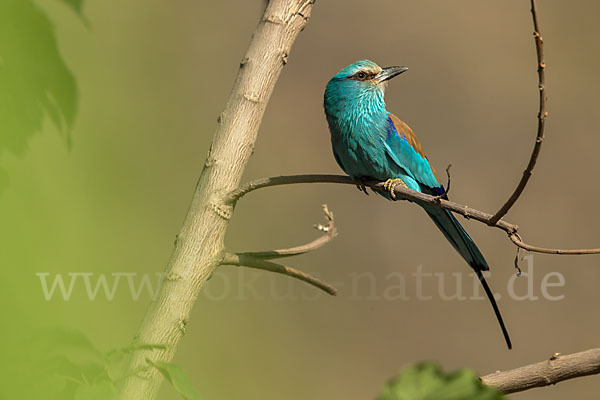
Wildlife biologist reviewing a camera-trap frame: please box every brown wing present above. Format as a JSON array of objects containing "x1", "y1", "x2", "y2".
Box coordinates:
[{"x1": 388, "y1": 113, "x2": 440, "y2": 181}]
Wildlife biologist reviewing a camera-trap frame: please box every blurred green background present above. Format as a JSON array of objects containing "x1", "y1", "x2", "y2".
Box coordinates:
[{"x1": 1, "y1": 0, "x2": 600, "y2": 398}]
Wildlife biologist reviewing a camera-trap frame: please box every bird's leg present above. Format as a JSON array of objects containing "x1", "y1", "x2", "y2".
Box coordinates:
[
  {"x1": 383, "y1": 178, "x2": 408, "y2": 200},
  {"x1": 354, "y1": 177, "x2": 370, "y2": 196}
]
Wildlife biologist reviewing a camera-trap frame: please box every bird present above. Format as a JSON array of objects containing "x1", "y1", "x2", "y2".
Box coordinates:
[{"x1": 323, "y1": 60, "x2": 512, "y2": 349}]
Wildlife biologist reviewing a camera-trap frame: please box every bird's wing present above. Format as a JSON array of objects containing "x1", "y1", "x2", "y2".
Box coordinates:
[{"x1": 383, "y1": 113, "x2": 443, "y2": 194}]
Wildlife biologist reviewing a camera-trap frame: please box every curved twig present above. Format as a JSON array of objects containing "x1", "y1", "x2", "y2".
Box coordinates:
[
  {"x1": 220, "y1": 205, "x2": 338, "y2": 295},
  {"x1": 221, "y1": 252, "x2": 337, "y2": 295},
  {"x1": 489, "y1": 0, "x2": 547, "y2": 224},
  {"x1": 237, "y1": 204, "x2": 337, "y2": 260},
  {"x1": 481, "y1": 348, "x2": 600, "y2": 394},
  {"x1": 510, "y1": 233, "x2": 600, "y2": 255},
  {"x1": 225, "y1": 174, "x2": 351, "y2": 204}
]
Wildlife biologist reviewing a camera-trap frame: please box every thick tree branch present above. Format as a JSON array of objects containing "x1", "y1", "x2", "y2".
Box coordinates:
[
  {"x1": 117, "y1": 2, "x2": 316, "y2": 399},
  {"x1": 481, "y1": 348, "x2": 600, "y2": 394},
  {"x1": 489, "y1": 0, "x2": 547, "y2": 224}
]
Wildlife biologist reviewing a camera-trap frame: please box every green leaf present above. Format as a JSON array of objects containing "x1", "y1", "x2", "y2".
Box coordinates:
[
  {"x1": 105, "y1": 343, "x2": 169, "y2": 382},
  {"x1": 32, "y1": 328, "x2": 103, "y2": 361},
  {"x1": 0, "y1": 0, "x2": 79, "y2": 192},
  {"x1": 74, "y1": 380, "x2": 116, "y2": 400},
  {"x1": 377, "y1": 362, "x2": 505, "y2": 400},
  {"x1": 57, "y1": 0, "x2": 84, "y2": 16},
  {"x1": 29, "y1": 370, "x2": 68, "y2": 399},
  {"x1": 147, "y1": 360, "x2": 203, "y2": 400}
]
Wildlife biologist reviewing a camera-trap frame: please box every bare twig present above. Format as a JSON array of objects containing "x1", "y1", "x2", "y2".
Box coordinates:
[
  {"x1": 510, "y1": 233, "x2": 600, "y2": 255},
  {"x1": 489, "y1": 0, "x2": 547, "y2": 224},
  {"x1": 513, "y1": 242, "x2": 522, "y2": 276},
  {"x1": 225, "y1": 174, "x2": 351, "y2": 204},
  {"x1": 481, "y1": 348, "x2": 600, "y2": 394},
  {"x1": 228, "y1": 173, "x2": 600, "y2": 256},
  {"x1": 221, "y1": 253, "x2": 337, "y2": 295},
  {"x1": 237, "y1": 204, "x2": 337, "y2": 260},
  {"x1": 228, "y1": 173, "x2": 518, "y2": 230},
  {"x1": 219, "y1": 205, "x2": 338, "y2": 295}
]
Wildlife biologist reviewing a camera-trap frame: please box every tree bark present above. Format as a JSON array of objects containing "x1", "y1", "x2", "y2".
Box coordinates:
[
  {"x1": 116, "y1": 1, "x2": 315, "y2": 399},
  {"x1": 481, "y1": 348, "x2": 600, "y2": 394}
]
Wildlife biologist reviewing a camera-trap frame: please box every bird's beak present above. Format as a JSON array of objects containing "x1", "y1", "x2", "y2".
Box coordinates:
[{"x1": 375, "y1": 66, "x2": 408, "y2": 83}]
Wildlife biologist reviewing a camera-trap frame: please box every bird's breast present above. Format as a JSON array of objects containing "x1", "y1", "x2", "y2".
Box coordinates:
[{"x1": 326, "y1": 110, "x2": 392, "y2": 180}]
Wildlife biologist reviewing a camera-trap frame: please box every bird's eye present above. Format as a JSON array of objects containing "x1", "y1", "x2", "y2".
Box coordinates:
[{"x1": 357, "y1": 72, "x2": 366, "y2": 79}]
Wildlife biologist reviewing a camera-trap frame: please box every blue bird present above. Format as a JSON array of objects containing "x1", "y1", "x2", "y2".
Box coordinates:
[{"x1": 324, "y1": 60, "x2": 511, "y2": 349}]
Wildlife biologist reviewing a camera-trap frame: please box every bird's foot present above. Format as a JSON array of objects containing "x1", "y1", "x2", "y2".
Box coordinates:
[
  {"x1": 383, "y1": 178, "x2": 408, "y2": 200},
  {"x1": 354, "y1": 177, "x2": 369, "y2": 196}
]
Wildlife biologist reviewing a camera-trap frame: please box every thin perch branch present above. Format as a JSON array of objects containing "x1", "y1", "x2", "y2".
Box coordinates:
[
  {"x1": 489, "y1": 0, "x2": 547, "y2": 224},
  {"x1": 227, "y1": 173, "x2": 600, "y2": 256},
  {"x1": 226, "y1": 174, "x2": 351, "y2": 204},
  {"x1": 221, "y1": 252, "x2": 337, "y2": 296},
  {"x1": 229, "y1": 174, "x2": 518, "y2": 230},
  {"x1": 510, "y1": 233, "x2": 600, "y2": 255},
  {"x1": 481, "y1": 348, "x2": 600, "y2": 394}
]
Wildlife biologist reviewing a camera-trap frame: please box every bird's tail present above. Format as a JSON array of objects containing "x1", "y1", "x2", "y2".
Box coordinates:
[{"x1": 423, "y1": 205, "x2": 512, "y2": 349}]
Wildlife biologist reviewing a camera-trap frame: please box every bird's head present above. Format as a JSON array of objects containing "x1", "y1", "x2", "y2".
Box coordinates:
[{"x1": 324, "y1": 60, "x2": 407, "y2": 117}]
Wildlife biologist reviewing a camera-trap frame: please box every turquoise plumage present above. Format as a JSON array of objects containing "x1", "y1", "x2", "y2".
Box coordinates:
[{"x1": 324, "y1": 60, "x2": 511, "y2": 349}]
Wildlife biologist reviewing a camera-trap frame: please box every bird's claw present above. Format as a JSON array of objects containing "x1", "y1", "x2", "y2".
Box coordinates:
[
  {"x1": 354, "y1": 178, "x2": 369, "y2": 196},
  {"x1": 383, "y1": 178, "x2": 407, "y2": 200}
]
